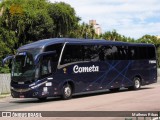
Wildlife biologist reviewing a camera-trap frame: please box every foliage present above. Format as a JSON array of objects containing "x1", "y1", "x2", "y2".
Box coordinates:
[
  {"x1": 156, "y1": 46, "x2": 160, "y2": 67},
  {"x1": 137, "y1": 35, "x2": 160, "y2": 45},
  {"x1": 0, "y1": 25, "x2": 17, "y2": 73},
  {"x1": 102, "y1": 30, "x2": 135, "y2": 42},
  {"x1": 68, "y1": 22, "x2": 100, "y2": 39},
  {"x1": 0, "y1": 0, "x2": 54, "y2": 46},
  {"x1": 48, "y1": 2, "x2": 80, "y2": 37}
]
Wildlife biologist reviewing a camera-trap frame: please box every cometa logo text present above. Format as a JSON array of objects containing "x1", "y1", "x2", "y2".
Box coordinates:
[{"x1": 73, "y1": 65, "x2": 99, "y2": 73}]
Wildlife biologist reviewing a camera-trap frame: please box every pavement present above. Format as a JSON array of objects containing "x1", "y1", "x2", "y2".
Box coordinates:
[{"x1": 0, "y1": 78, "x2": 160, "y2": 120}]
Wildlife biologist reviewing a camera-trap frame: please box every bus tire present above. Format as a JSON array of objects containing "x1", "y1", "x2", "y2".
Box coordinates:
[
  {"x1": 61, "y1": 84, "x2": 72, "y2": 100},
  {"x1": 109, "y1": 88, "x2": 120, "y2": 92},
  {"x1": 128, "y1": 77, "x2": 141, "y2": 90},
  {"x1": 38, "y1": 97, "x2": 47, "y2": 101}
]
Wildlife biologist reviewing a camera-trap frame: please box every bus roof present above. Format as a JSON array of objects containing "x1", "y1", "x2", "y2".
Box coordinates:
[{"x1": 18, "y1": 38, "x2": 155, "y2": 50}]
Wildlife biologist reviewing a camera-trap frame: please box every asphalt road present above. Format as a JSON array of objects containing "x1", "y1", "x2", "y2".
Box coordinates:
[{"x1": 0, "y1": 78, "x2": 160, "y2": 120}]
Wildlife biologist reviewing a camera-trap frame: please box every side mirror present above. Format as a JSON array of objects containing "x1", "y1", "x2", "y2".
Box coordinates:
[{"x1": 2, "y1": 55, "x2": 14, "y2": 67}]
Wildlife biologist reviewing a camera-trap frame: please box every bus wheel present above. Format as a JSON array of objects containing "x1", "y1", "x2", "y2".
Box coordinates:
[
  {"x1": 38, "y1": 97, "x2": 47, "y2": 101},
  {"x1": 62, "y1": 84, "x2": 72, "y2": 100},
  {"x1": 129, "y1": 77, "x2": 141, "y2": 90},
  {"x1": 109, "y1": 88, "x2": 120, "y2": 92}
]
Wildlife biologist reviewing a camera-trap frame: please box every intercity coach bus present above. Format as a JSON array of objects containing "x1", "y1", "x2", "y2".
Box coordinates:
[{"x1": 2, "y1": 38, "x2": 157, "y2": 100}]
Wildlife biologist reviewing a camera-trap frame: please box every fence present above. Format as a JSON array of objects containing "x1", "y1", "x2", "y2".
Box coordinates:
[{"x1": 0, "y1": 74, "x2": 11, "y2": 95}]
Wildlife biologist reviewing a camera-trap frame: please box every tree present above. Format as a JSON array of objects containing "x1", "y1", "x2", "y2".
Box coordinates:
[
  {"x1": 48, "y1": 2, "x2": 80, "y2": 37},
  {"x1": 102, "y1": 30, "x2": 134, "y2": 42},
  {"x1": 0, "y1": 0, "x2": 54, "y2": 46},
  {"x1": 137, "y1": 35, "x2": 160, "y2": 44},
  {"x1": 68, "y1": 22, "x2": 99, "y2": 39},
  {"x1": 0, "y1": 27, "x2": 17, "y2": 73}
]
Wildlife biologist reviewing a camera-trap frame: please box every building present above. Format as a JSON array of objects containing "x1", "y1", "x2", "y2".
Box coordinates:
[{"x1": 89, "y1": 20, "x2": 102, "y2": 36}]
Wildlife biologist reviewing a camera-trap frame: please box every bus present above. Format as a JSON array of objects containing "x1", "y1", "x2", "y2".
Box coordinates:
[{"x1": 2, "y1": 38, "x2": 157, "y2": 100}]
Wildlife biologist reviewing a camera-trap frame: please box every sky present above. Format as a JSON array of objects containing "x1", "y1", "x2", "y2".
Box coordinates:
[{"x1": 50, "y1": 0, "x2": 160, "y2": 39}]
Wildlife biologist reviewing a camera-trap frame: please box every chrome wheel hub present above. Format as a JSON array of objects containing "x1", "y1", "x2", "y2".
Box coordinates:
[
  {"x1": 64, "y1": 86, "x2": 71, "y2": 97},
  {"x1": 135, "y1": 80, "x2": 140, "y2": 88}
]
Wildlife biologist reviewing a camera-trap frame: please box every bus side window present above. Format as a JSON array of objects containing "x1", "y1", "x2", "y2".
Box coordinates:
[
  {"x1": 41, "y1": 57, "x2": 51, "y2": 76},
  {"x1": 61, "y1": 45, "x2": 84, "y2": 64},
  {"x1": 147, "y1": 47, "x2": 156, "y2": 59},
  {"x1": 101, "y1": 46, "x2": 112, "y2": 60},
  {"x1": 128, "y1": 46, "x2": 135, "y2": 60},
  {"x1": 40, "y1": 55, "x2": 57, "y2": 78},
  {"x1": 83, "y1": 45, "x2": 99, "y2": 62},
  {"x1": 98, "y1": 46, "x2": 105, "y2": 61}
]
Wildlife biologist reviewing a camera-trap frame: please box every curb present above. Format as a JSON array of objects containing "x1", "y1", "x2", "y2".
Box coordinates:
[
  {"x1": 0, "y1": 94, "x2": 11, "y2": 99},
  {"x1": 158, "y1": 69, "x2": 160, "y2": 77}
]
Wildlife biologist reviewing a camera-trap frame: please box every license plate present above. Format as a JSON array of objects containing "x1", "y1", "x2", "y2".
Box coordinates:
[
  {"x1": 20, "y1": 95, "x2": 24, "y2": 98},
  {"x1": 18, "y1": 82, "x2": 24, "y2": 84}
]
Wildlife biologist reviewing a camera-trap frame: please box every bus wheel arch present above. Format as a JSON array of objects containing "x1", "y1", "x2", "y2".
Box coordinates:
[
  {"x1": 129, "y1": 76, "x2": 142, "y2": 90},
  {"x1": 61, "y1": 81, "x2": 75, "y2": 100}
]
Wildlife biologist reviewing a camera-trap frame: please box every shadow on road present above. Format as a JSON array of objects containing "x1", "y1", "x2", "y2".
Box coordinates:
[
  {"x1": 72, "y1": 87, "x2": 153, "y2": 99},
  {"x1": 10, "y1": 86, "x2": 154, "y2": 104},
  {"x1": 10, "y1": 97, "x2": 62, "y2": 104}
]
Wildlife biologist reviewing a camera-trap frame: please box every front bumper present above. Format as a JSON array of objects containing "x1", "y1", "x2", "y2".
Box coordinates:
[
  {"x1": 11, "y1": 88, "x2": 41, "y2": 98},
  {"x1": 11, "y1": 81, "x2": 59, "y2": 98}
]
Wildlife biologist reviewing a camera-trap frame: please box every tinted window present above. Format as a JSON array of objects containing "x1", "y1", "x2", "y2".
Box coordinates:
[
  {"x1": 138, "y1": 47, "x2": 147, "y2": 59},
  {"x1": 128, "y1": 46, "x2": 138, "y2": 60},
  {"x1": 61, "y1": 44, "x2": 156, "y2": 65},
  {"x1": 61, "y1": 45, "x2": 83, "y2": 64},
  {"x1": 147, "y1": 47, "x2": 156, "y2": 59},
  {"x1": 45, "y1": 43, "x2": 63, "y2": 61},
  {"x1": 117, "y1": 46, "x2": 128, "y2": 60},
  {"x1": 39, "y1": 54, "x2": 56, "y2": 78},
  {"x1": 101, "y1": 46, "x2": 127, "y2": 60},
  {"x1": 83, "y1": 45, "x2": 99, "y2": 62},
  {"x1": 128, "y1": 46, "x2": 155, "y2": 60},
  {"x1": 61, "y1": 44, "x2": 100, "y2": 64},
  {"x1": 45, "y1": 43, "x2": 63, "y2": 52}
]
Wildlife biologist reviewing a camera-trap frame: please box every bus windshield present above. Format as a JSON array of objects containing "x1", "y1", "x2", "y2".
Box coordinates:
[{"x1": 12, "y1": 52, "x2": 35, "y2": 82}]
